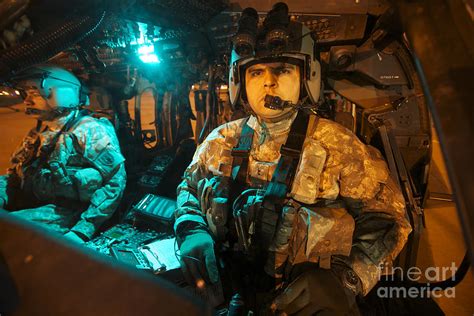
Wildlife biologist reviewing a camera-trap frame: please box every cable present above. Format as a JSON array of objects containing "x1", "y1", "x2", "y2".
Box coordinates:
[
  {"x1": 384, "y1": 251, "x2": 471, "y2": 290},
  {"x1": 173, "y1": 237, "x2": 201, "y2": 264},
  {"x1": 0, "y1": 12, "x2": 106, "y2": 81}
]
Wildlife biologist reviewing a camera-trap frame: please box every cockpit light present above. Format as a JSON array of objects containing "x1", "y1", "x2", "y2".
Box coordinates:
[{"x1": 138, "y1": 44, "x2": 160, "y2": 64}]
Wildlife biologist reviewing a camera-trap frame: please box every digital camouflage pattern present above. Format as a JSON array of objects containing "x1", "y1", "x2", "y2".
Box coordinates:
[
  {"x1": 176, "y1": 114, "x2": 411, "y2": 295},
  {"x1": 0, "y1": 110, "x2": 126, "y2": 240}
]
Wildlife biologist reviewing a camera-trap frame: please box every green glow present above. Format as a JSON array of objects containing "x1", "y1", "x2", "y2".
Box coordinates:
[
  {"x1": 138, "y1": 44, "x2": 160, "y2": 64},
  {"x1": 129, "y1": 22, "x2": 161, "y2": 64},
  {"x1": 139, "y1": 54, "x2": 159, "y2": 63}
]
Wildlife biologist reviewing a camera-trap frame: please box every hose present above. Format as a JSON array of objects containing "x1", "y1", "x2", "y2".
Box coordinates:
[
  {"x1": 198, "y1": 64, "x2": 216, "y2": 144},
  {"x1": 0, "y1": 11, "x2": 106, "y2": 81},
  {"x1": 417, "y1": 251, "x2": 470, "y2": 289}
]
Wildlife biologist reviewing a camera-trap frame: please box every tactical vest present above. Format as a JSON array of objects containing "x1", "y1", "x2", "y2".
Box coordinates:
[
  {"x1": 224, "y1": 111, "x2": 317, "y2": 257},
  {"x1": 17, "y1": 111, "x2": 93, "y2": 202}
]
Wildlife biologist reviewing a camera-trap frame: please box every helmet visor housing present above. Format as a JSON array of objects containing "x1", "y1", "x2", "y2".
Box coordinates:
[{"x1": 17, "y1": 66, "x2": 82, "y2": 110}]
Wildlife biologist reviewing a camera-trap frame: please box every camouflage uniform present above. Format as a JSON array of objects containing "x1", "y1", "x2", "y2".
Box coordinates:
[
  {"x1": 0, "y1": 110, "x2": 126, "y2": 240},
  {"x1": 175, "y1": 114, "x2": 411, "y2": 295}
]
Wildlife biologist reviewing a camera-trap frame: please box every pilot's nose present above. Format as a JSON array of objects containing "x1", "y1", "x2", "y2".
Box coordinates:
[
  {"x1": 24, "y1": 96, "x2": 34, "y2": 106},
  {"x1": 263, "y1": 70, "x2": 277, "y2": 90}
]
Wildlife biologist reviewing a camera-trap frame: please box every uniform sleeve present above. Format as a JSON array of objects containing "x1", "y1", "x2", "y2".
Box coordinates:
[
  {"x1": 174, "y1": 134, "x2": 219, "y2": 233},
  {"x1": 70, "y1": 118, "x2": 127, "y2": 240},
  {"x1": 8, "y1": 127, "x2": 40, "y2": 181},
  {"x1": 334, "y1": 145, "x2": 412, "y2": 296},
  {"x1": 175, "y1": 157, "x2": 208, "y2": 229},
  {"x1": 0, "y1": 175, "x2": 11, "y2": 208},
  {"x1": 174, "y1": 123, "x2": 236, "y2": 235},
  {"x1": 311, "y1": 120, "x2": 411, "y2": 295}
]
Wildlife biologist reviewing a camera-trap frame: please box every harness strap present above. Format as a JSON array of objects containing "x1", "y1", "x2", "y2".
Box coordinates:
[
  {"x1": 265, "y1": 111, "x2": 312, "y2": 201},
  {"x1": 230, "y1": 118, "x2": 254, "y2": 201},
  {"x1": 38, "y1": 110, "x2": 88, "y2": 163},
  {"x1": 258, "y1": 112, "x2": 314, "y2": 247},
  {"x1": 229, "y1": 112, "x2": 319, "y2": 253},
  {"x1": 20, "y1": 110, "x2": 88, "y2": 192}
]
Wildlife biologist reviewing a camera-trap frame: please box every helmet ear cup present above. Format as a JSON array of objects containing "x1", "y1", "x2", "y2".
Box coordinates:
[
  {"x1": 47, "y1": 86, "x2": 80, "y2": 109},
  {"x1": 79, "y1": 85, "x2": 90, "y2": 106},
  {"x1": 229, "y1": 75, "x2": 241, "y2": 107},
  {"x1": 229, "y1": 50, "x2": 242, "y2": 107},
  {"x1": 304, "y1": 57, "x2": 321, "y2": 104}
]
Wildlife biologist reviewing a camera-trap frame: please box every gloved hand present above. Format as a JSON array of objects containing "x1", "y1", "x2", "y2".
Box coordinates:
[
  {"x1": 64, "y1": 231, "x2": 85, "y2": 244},
  {"x1": 179, "y1": 228, "x2": 219, "y2": 287},
  {"x1": 271, "y1": 268, "x2": 360, "y2": 316}
]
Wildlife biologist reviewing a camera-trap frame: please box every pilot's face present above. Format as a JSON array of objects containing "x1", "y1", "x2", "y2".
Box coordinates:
[
  {"x1": 245, "y1": 62, "x2": 300, "y2": 121},
  {"x1": 23, "y1": 87, "x2": 55, "y2": 120}
]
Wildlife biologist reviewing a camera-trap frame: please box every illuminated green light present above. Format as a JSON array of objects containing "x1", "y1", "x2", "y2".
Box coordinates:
[
  {"x1": 138, "y1": 44, "x2": 154, "y2": 55},
  {"x1": 139, "y1": 54, "x2": 159, "y2": 63},
  {"x1": 138, "y1": 44, "x2": 160, "y2": 64}
]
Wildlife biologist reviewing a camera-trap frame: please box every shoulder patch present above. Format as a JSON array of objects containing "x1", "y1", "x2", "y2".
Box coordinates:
[{"x1": 97, "y1": 150, "x2": 116, "y2": 167}]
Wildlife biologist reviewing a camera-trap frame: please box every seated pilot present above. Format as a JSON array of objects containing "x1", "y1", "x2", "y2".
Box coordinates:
[
  {"x1": 174, "y1": 3, "x2": 412, "y2": 314},
  {"x1": 0, "y1": 65, "x2": 126, "y2": 244}
]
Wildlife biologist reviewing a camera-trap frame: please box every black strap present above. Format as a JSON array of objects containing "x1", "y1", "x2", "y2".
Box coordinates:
[
  {"x1": 257, "y1": 112, "x2": 313, "y2": 248},
  {"x1": 230, "y1": 118, "x2": 254, "y2": 197},
  {"x1": 229, "y1": 113, "x2": 317, "y2": 252},
  {"x1": 37, "y1": 110, "x2": 87, "y2": 166},
  {"x1": 268, "y1": 111, "x2": 311, "y2": 196},
  {"x1": 230, "y1": 113, "x2": 315, "y2": 200}
]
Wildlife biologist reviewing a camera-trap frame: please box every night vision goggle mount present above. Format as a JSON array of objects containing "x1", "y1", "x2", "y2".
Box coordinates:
[
  {"x1": 233, "y1": 2, "x2": 291, "y2": 57},
  {"x1": 229, "y1": 2, "x2": 321, "y2": 109}
]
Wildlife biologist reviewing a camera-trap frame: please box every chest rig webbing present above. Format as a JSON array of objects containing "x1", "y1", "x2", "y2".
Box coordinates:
[
  {"x1": 230, "y1": 112, "x2": 317, "y2": 255},
  {"x1": 20, "y1": 110, "x2": 87, "y2": 191}
]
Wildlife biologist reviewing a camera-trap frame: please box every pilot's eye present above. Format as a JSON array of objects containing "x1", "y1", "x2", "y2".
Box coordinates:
[
  {"x1": 249, "y1": 69, "x2": 264, "y2": 77},
  {"x1": 26, "y1": 89, "x2": 41, "y2": 97},
  {"x1": 276, "y1": 67, "x2": 292, "y2": 75}
]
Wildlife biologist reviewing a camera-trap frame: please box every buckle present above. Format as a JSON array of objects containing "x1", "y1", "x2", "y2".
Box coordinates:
[
  {"x1": 280, "y1": 146, "x2": 300, "y2": 158},
  {"x1": 231, "y1": 148, "x2": 250, "y2": 157}
]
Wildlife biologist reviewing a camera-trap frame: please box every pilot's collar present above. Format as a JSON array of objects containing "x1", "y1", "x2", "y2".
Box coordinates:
[
  {"x1": 46, "y1": 110, "x2": 79, "y2": 132},
  {"x1": 247, "y1": 112, "x2": 297, "y2": 137}
]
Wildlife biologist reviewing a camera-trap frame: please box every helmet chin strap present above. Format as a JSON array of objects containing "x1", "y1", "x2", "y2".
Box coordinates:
[
  {"x1": 25, "y1": 107, "x2": 77, "y2": 121},
  {"x1": 25, "y1": 108, "x2": 46, "y2": 116}
]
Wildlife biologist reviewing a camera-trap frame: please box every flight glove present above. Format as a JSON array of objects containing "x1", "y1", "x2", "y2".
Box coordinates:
[
  {"x1": 178, "y1": 227, "x2": 219, "y2": 286},
  {"x1": 272, "y1": 267, "x2": 360, "y2": 316}
]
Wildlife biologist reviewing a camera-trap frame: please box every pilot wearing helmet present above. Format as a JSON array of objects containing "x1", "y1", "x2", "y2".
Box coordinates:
[
  {"x1": 174, "y1": 3, "x2": 411, "y2": 314},
  {"x1": 0, "y1": 65, "x2": 126, "y2": 244}
]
